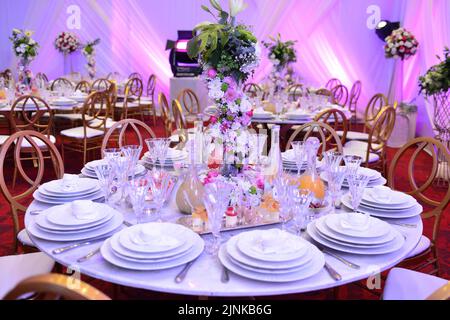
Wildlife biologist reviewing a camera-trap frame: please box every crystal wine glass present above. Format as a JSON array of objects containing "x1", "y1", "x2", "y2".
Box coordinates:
[
  {"x1": 94, "y1": 164, "x2": 115, "y2": 205},
  {"x1": 347, "y1": 173, "x2": 370, "y2": 213},
  {"x1": 343, "y1": 155, "x2": 362, "y2": 176},
  {"x1": 121, "y1": 145, "x2": 143, "y2": 176},
  {"x1": 325, "y1": 165, "x2": 348, "y2": 213},
  {"x1": 154, "y1": 138, "x2": 171, "y2": 170},
  {"x1": 291, "y1": 141, "x2": 306, "y2": 175},
  {"x1": 250, "y1": 133, "x2": 267, "y2": 167},
  {"x1": 144, "y1": 138, "x2": 158, "y2": 171},
  {"x1": 203, "y1": 180, "x2": 233, "y2": 255},
  {"x1": 272, "y1": 173, "x2": 292, "y2": 230},
  {"x1": 147, "y1": 170, "x2": 172, "y2": 222},
  {"x1": 290, "y1": 187, "x2": 312, "y2": 234},
  {"x1": 323, "y1": 151, "x2": 343, "y2": 172},
  {"x1": 128, "y1": 176, "x2": 151, "y2": 224}
]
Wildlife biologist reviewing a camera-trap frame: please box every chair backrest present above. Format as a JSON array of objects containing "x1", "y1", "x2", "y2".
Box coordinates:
[
  {"x1": 330, "y1": 84, "x2": 349, "y2": 107},
  {"x1": 349, "y1": 80, "x2": 362, "y2": 114},
  {"x1": 35, "y1": 72, "x2": 49, "y2": 84},
  {"x1": 91, "y1": 78, "x2": 113, "y2": 92},
  {"x1": 314, "y1": 108, "x2": 348, "y2": 147},
  {"x1": 285, "y1": 121, "x2": 343, "y2": 156},
  {"x1": 286, "y1": 84, "x2": 304, "y2": 101},
  {"x1": 364, "y1": 93, "x2": 388, "y2": 132},
  {"x1": 172, "y1": 99, "x2": 187, "y2": 143},
  {"x1": 243, "y1": 83, "x2": 262, "y2": 98},
  {"x1": 74, "y1": 80, "x2": 91, "y2": 93},
  {"x1": 388, "y1": 137, "x2": 450, "y2": 244},
  {"x1": 82, "y1": 91, "x2": 110, "y2": 133},
  {"x1": 50, "y1": 78, "x2": 73, "y2": 91},
  {"x1": 0, "y1": 131, "x2": 64, "y2": 243},
  {"x1": 3, "y1": 274, "x2": 110, "y2": 300},
  {"x1": 367, "y1": 105, "x2": 396, "y2": 151},
  {"x1": 128, "y1": 72, "x2": 142, "y2": 80},
  {"x1": 177, "y1": 88, "x2": 200, "y2": 115},
  {"x1": 119, "y1": 77, "x2": 144, "y2": 119},
  {"x1": 325, "y1": 78, "x2": 341, "y2": 90},
  {"x1": 146, "y1": 74, "x2": 156, "y2": 97},
  {"x1": 10, "y1": 95, "x2": 53, "y2": 136},
  {"x1": 159, "y1": 93, "x2": 172, "y2": 137},
  {"x1": 101, "y1": 119, "x2": 156, "y2": 156}
]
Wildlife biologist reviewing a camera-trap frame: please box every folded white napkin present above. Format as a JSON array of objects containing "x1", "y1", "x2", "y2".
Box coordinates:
[
  {"x1": 339, "y1": 212, "x2": 370, "y2": 231},
  {"x1": 71, "y1": 200, "x2": 98, "y2": 220},
  {"x1": 249, "y1": 229, "x2": 304, "y2": 255},
  {"x1": 61, "y1": 174, "x2": 79, "y2": 191},
  {"x1": 131, "y1": 226, "x2": 180, "y2": 247},
  {"x1": 367, "y1": 186, "x2": 392, "y2": 203}
]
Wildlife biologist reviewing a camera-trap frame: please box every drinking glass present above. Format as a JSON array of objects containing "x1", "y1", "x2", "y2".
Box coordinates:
[
  {"x1": 272, "y1": 174, "x2": 292, "y2": 230},
  {"x1": 128, "y1": 176, "x2": 151, "y2": 224},
  {"x1": 147, "y1": 170, "x2": 172, "y2": 222},
  {"x1": 154, "y1": 138, "x2": 171, "y2": 170},
  {"x1": 121, "y1": 145, "x2": 143, "y2": 176},
  {"x1": 109, "y1": 155, "x2": 132, "y2": 208},
  {"x1": 290, "y1": 187, "x2": 312, "y2": 234},
  {"x1": 323, "y1": 151, "x2": 343, "y2": 172},
  {"x1": 347, "y1": 174, "x2": 370, "y2": 213},
  {"x1": 291, "y1": 141, "x2": 306, "y2": 175},
  {"x1": 250, "y1": 133, "x2": 267, "y2": 167},
  {"x1": 325, "y1": 165, "x2": 348, "y2": 213},
  {"x1": 94, "y1": 164, "x2": 115, "y2": 205},
  {"x1": 145, "y1": 138, "x2": 158, "y2": 170},
  {"x1": 343, "y1": 155, "x2": 362, "y2": 176},
  {"x1": 203, "y1": 180, "x2": 233, "y2": 255},
  {"x1": 103, "y1": 148, "x2": 122, "y2": 163}
]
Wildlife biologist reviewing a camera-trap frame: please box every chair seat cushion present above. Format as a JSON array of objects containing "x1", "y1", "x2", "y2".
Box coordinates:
[
  {"x1": 115, "y1": 102, "x2": 139, "y2": 108},
  {"x1": 89, "y1": 118, "x2": 118, "y2": 129},
  {"x1": 0, "y1": 252, "x2": 55, "y2": 299},
  {"x1": 140, "y1": 97, "x2": 153, "y2": 104},
  {"x1": 338, "y1": 130, "x2": 369, "y2": 141},
  {"x1": 383, "y1": 267, "x2": 448, "y2": 300},
  {"x1": 0, "y1": 135, "x2": 9, "y2": 145},
  {"x1": 406, "y1": 235, "x2": 431, "y2": 259},
  {"x1": 17, "y1": 229, "x2": 35, "y2": 247},
  {"x1": 54, "y1": 114, "x2": 83, "y2": 121},
  {"x1": 343, "y1": 140, "x2": 380, "y2": 163},
  {"x1": 61, "y1": 126, "x2": 104, "y2": 139},
  {"x1": 20, "y1": 135, "x2": 56, "y2": 148}
]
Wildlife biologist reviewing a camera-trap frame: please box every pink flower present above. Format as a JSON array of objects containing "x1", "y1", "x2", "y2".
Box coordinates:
[
  {"x1": 209, "y1": 115, "x2": 218, "y2": 124},
  {"x1": 246, "y1": 110, "x2": 253, "y2": 117},
  {"x1": 256, "y1": 177, "x2": 265, "y2": 190},
  {"x1": 207, "y1": 68, "x2": 217, "y2": 78},
  {"x1": 223, "y1": 76, "x2": 237, "y2": 88},
  {"x1": 224, "y1": 87, "x2": 238, "y2": 102}
]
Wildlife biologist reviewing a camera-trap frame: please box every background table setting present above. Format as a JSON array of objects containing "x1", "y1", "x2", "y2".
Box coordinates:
[{"x1": 23, "y1": 135, "x2": 425, "y2": 297}]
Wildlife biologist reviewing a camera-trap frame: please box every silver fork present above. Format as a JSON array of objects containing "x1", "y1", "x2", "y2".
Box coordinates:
[
  {"x1": 77, "y1": 248, "x2": 101, "y2": 263},
  {"x1": 322, "y1": 249, "x2": 360, "y2": 269}
]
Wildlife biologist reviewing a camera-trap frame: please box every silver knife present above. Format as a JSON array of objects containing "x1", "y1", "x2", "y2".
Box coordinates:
[
  {"x1": 175, "y1": 260, "x2": 196, "y2": 283},
  {"x1": 221, "y1": 266, "x2": 230, "y2": 283},
  {"x1": 323, "y1": 249, "x2": 360, "y2": 269},
  {"x1": 77, "y1": 248, "x2": 101, "y2": 263},
  {"x1": 53, "y1": 237, "x2": 107, "y2": 254},
  {"x1": 324, "y1": 262, "x2": 342, "y2": 281}
]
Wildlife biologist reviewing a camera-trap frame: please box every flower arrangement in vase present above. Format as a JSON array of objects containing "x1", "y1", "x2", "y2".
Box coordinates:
[
  {"x1": 9, "y1": 28, "x2": 39, "y2": 85},
  {"x1": 54, "y1": 31, "x2": 81, "y2": 55},
  {"x1": 188, "y1": 0, "x2": 260, "y2": 173},
  {"x1": 419, "y1": 47, "x2": 450, "y2": 97},
  {"x1": 82, "y1": 39, "x2": 101, "y2": 80},
  {"x1": 384, "y1": 27, "x2": 418, "y2": 60}
]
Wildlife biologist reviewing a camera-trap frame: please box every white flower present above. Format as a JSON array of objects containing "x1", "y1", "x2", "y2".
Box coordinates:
[
  {"x1": 405, "y1": 41, "x2": 412, "y2": 48},
  {"x1": 209, "y1": 87, "x2": 224, "y2": 100},
  {"x1": 239, "y1": 97, "x2": 252, "y2": 113},
  {"x1": 228, "y1": 101, "x2": 240, "y2": 113},
  {"x1": 229, "y1": 0, "x2": 248, "y2": 17}
]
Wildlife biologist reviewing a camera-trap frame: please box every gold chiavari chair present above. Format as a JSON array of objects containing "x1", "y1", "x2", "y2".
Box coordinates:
[
  {"x1": 286, "y1": 84, "x2": 304, "y2": 101},
  {"x1": 243, "y1": 83, "x2": 262, "y2": 98},
  {"x1": 330, "y1": 84, "x2": 349, "y2": 108},
  {"x1": 388, "y1": 137, "x2": 450, "y2": 276},
  {"x1": 348, "y1": 80, "x2": 362, "y2": 123},
  {"x1": 172, "y1": 99, "x2": 187, "y2": 147},
  {"x1": 3, "y1": 274, "x2": 110, "y2": 300},
  {"x1": 35, "y1": 72, "x2": 49, "y2": 88},
  {"x1": 177, "y1": 88, "x2": 201, "y2": 123},
  {"x1": 128, "y1": 72, "x2": 143, "y2": 81},
  {"x1": 74, "y1": 80, "x2": 91, "y2": 93},
  {"x1": 314, "y1": 108, "x2": 348, "y2": 148},
  {"x1": 325, "y1": 78, "x2": 341, "y2": 91},
  {"x1": 285, "y1": 121, "x2": 343, "y2": 157},
  {"x1": 315, "y1": 88, "x2": 333, "y2": 102},
  {"x1": 101, "y1": 119, "x2": 156, "y2": 155},
  {"x1": 114, "y1": 77, "x2": 144, "y2": 121},
  {"x1": 337, "y1": 93, "x2": 388, "y2": 142},
  {"x1": 91, "y1": 78, "x2": 113, "y2": 92},
  {"x1": 0, "y1": 130, "x2": 64, "y2": 253},
  {"x1": 139, "y1": 74, "x2": 157, "y2": 125},
  {"x1": 159, "y1": 93, "x2": 173, "y2": 137},
  {"x1": 60, "y1": 91, "x2": 109, "y2": 165},
  {"x1": 50, "y1": 77, "x2": 73, "y2": 91},
  {"x1": 1, "y1": 69, "x2": 14, "y2": 87},
  {"x1": 343, "y1": 106, "x2": 396, "y2": 175}
]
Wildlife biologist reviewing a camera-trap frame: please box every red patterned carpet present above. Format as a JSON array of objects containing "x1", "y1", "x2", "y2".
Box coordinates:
[{"x1": 0, "y1": 119, "x2": 448, "y2": 300}]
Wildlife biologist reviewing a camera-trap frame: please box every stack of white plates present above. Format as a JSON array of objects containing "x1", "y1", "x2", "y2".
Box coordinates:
[
  {"x1": 101, "y1": 223, "x2": 204, "y2": 270},
  {"x1": 70, "y1": 93, "x2": 88, "y2": 102},
  {"x1": 307, "y1": 213, "x2": 405, "y2": 255},
  {"x1": 340, "y1": 167, "x2": 386, "y2": 187},
  {"x1": 33, "y1": 178, "x2": 103, "y2": 204},
  {"x1": 252, "y1": 109, "x2": 274, "y2": 119},
  {"x1": 81, "y1": 159, "x2": 146, "y2": 178},
  {"x1": 341, "y1": 186, "x2": 422, "y2": 219},
  {"x1": 51, "y1": 97, "x2": 78, "y2": 106},
  {"x1": 141, "y1": 148, "x2": 187, "y2": 168},
  {"x1": 284, "y1": 110, "x2": 312, "y2": 120},
  {"x1": 218, "y1": 229, "x2": 324, "y2": 282},
  {"x1": 28, "y1": 202, "x2": 123, "y2": 241},
  {"x1": 281, "y1": 149, "x2": 323, "y2": 171}
]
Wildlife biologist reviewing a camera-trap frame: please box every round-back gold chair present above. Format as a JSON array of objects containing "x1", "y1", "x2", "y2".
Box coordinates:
[
  {"x1": 115, "y1": 77, "x2": 144, "y2": 121},
  {"x1": 315, "y1": 88, "x2": 333, "y2": 101},
  {"x1": 50, "y1": 77, "x2": 73, "y2": 91},
  {"x1": 325, "y1": 78, "x2": 341, "y2": 90},
  {"x1": 348, "y1": 80, "x2": 362, "y2": 122},
  {"x1": 139, "y1": 74, "x2": 157, "y2": 125},
  {"x1": 172, "y1": 99, "x2": 187, "y2": 147},
  {"x1": 314, "y1": 108, "x2": 348, "y2": 148},
  {"x1": 159, "y1": 93, "x2": 172, "y2": 137},
  {"x1": 0, "y1": 130, "x2": 64, "y2": 253},
  {"x1": 286, "y1": 121, "x2": 343, "y2": 157},
  {"x1": 330, "y1": 84, "x2": 349, "y2": 107},
  {"x1": 128, "y1": 72, "x2": 143, "y2": 80},
  {"x1": 4, "y1": 274, "x2": 110, "y2": 300},
  {"x1": 91, "y1": 78, "x2": 113, "y2": 92},
  {"x1": 243, "y1": 83, "x2": 262, "y2": 98},
  {"x1": 35, "y1": 72, "x2": 49, "y2": 88},
  {"x1": 286, "y1": 84, "x2": 304, "y2": 101},
  {"x1": 364, "y1": 93, "x2": 389, "y2": 132},
  {"x1": 60, "y1": 91, "x2": 110, "y2": 165},
  {"x1": 388, "y1": 137, "x2": 450, "y2": 276},
  {"x1": 177, "y1": 88, "x2": 201, "y2": 123},
  {"x1": 74, "y1": 80, "x2": 91, "y2": 93}
]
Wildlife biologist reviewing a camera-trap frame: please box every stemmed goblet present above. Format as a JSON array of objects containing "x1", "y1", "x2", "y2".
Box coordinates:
[
  {"x1": 290, "y1": 187, "x2": 312, "y2": 235},
  {"x1": 272, "y1": 173, "x2": 293, "y2": 230},
  {"x1": 121, "y1": 145, "x2": 143, "y2": 176},
  {"x1": 94, "y1": 164, "x2": 116, "y2": 205},
  {"x1": 291, "y1": 141, "x2": 306, "y2": 175},
  {"x1": 128, "y1": 175, "x2": 151, "y2": 224},
  {"x1": 147, "y1": 170, "x2": 173, "y2": 222},
  {"x1": 343, "y1": 155, "x2": 362, "y2": 176}
]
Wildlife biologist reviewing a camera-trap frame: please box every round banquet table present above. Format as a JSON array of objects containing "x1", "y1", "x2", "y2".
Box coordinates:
[{"x1": 25, "y1": 183, "x2": 423, "y2": 297}]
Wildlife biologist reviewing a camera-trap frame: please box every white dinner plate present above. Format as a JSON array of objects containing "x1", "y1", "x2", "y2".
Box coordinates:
[
  {"x1": 226, "y1": 235, "x2": 313, "y2": 270},
  {"x1": 342, "y1": 176, "x2": 387, "y2": 188},
  {"x1": 307, "y1": 221, "x2": 405, "y2": 255},
  {"x1": 38, "y1": 186, "x2": 101, "y2": 199},
  {"x1": 33, "y1": 189, "x2": 104, "y2": 204},
  {"x1": 46, "y1": 203, "x2": 109, "y2": 226},
  {"x1": 324, "y1": 213, "x2": 391, "y2": 238},
  {"x1": 236, "y1": 229, "x2": 309, "y2": 262},
  {"x1": 219, "y1": 244, "x2": 324, "y2": 282},
  {"x1": 361, "y1": 188, "x2": 416, "y2": 207},
  {"x1": 360, "y1": 198, "x2": 417, "y2": 211},
  {"x1": 28, "y1": 209, "x2": 123, "y2": 242},
  {"x1": 101, "y1": 236, "x2": 204, "y2": 271},
  {"x1": 41, "y1": 178, "x2": 99, "y2": 195}
]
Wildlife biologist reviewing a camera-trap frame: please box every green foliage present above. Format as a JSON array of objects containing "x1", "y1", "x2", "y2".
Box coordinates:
[{"x1": 419, "y1": 47, "x2": 450, "y2": 96}]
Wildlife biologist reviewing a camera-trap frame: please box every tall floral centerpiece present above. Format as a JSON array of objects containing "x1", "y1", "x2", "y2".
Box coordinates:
[
  {"x1": 384, "y1": 27, "x2": 419, "y2": 105},
  {"x1": 263, "y1": 34, "x2": 297, "y2": 91},
  {"x1": 9, "y1": 29, "x2": 39, "y2": 85},
  {"x1": 188, "y1": 0, "x2": 260, "y2": 173},
  {"x1": 54, "y1": 31, "x2": 81, "y2": 74},
  {"x1": 82, "y1": 39, "x2": 100, "y2": 80},
  {"x1": 419, "y1": 47, "x2": 450, "y2": 184}
]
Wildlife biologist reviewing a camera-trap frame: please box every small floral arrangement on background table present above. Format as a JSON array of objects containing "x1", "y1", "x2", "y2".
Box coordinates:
[
  {"x1": 9, "y1": 29, "x2": 39, "y2": 68},
  {"x1": 82, "y1": 39, "x2": 101, "y2": 80},
  {"x1": 263, "y1": 34, "x2": 297, "y2": 70},
  {"x1": 384, "y1": 27, "x2": 418, "y2": 60},
  {"x1": 54, "y1": 31, "x2": 80, "y2": 55},
  {"x1": 419, "y1": 47, "x2": 450, "y2": 96}
]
